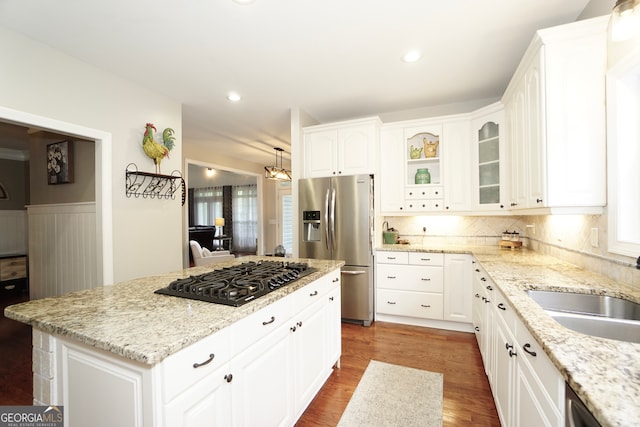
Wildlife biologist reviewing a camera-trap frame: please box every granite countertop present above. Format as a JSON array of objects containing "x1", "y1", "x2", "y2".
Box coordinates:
[
  {"x1": 4, "y1": 256, "x2": 344, "y2": 366},
  {"x1": 379, "y1": 244, "x2": 639, "y2": 427}
]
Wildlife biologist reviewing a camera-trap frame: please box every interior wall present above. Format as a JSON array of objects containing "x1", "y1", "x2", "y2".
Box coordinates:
[
  {"x1": 28, "y1": 132, "x2": 95, "y2": 205},
  {"x1": 0, "y1": 157, "x2": 28, "y2": 210},
  {"x1": 0, "y1": 25, "x2": 183, "y2": 283}
]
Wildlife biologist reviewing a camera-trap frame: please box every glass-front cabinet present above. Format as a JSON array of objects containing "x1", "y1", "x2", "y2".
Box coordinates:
[{"x1": 472, "y1": 103, "x2": 508, "y2": 211}]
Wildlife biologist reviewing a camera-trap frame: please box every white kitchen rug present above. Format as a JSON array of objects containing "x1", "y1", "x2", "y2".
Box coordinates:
[{"x1": 337, "y1": 360, "x2": 443, "y2": 427}]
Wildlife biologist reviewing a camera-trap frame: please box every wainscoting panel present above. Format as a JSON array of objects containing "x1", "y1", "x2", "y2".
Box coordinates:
[
  {"x1": 27, "y1": 203, "x2": 98, "y2": 299},
  {"x1": 0, "y1": 210, "x2": 27, "y2": 255}
]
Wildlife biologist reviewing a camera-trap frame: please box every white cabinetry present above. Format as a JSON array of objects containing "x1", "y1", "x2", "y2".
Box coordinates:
[
  {"x1": 303, "y1": 117, "x2": 381, "y2": 178},
  {"x1": 443, "y1": 253, "x2": 472, "y2": 323},
  {"x1": 472, "y1": 263, "x2": 565, "y2": 427},
  {"x1": 503, "y1": 16, "x2": 608, "y2": 212},
  {"x1": 471, "y1": 102, "x2": 509, "y2": 212},
  {"x1": 42, "y1": 270, "x2": 342, "y2": 427},
  {"x1": 379, "y1": 127, "x2": 406, "y2": 213},
  {"x1": 378, "y1": 117, "x2": 472, "y2": 214},
  {"x1": 376, "y1": 251, "x2": 472, "y2": 332}
]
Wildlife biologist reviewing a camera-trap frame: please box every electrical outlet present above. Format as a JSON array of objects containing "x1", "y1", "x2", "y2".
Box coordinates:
[
  {"x1": 525, "y1": 224, "x2": 535, "y2": 236},
  {"x1": 590, "y1": 228, "x2": 599, "y2": 248}
]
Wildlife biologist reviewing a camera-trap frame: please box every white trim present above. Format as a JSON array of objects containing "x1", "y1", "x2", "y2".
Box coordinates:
[{"x1": 0, "y1": 105, "x2": 114, "y2": 285}]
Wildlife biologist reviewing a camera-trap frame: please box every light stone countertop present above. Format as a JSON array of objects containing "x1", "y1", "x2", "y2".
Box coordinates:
[
  {"x1": 4, "y1": 257, "x2": 344, "y2": 366},
  {"x1": 378, "y1": 243, "x2": 639, "y2": 427}
]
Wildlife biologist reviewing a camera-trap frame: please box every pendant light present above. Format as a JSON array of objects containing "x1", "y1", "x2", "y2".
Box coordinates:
[
  {"x1": 264, "y1": 147, "x2": 291, "y2": 181},
  {"x1": 612, "y1": 0, "x2": 640, "y2": 41}
]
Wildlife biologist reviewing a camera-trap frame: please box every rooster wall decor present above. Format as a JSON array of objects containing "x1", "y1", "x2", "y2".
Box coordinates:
[{"x1": 142, "y1": 123, "x2": 175, "y2": 174}]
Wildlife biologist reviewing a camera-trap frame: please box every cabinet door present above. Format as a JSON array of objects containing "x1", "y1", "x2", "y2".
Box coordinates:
[
  {"x1": 338, "y1": 124, "x2": 376, "y2": 175},
  {"x1": 493, "y1": 314, "x2": 516, "y2": 427},
  {"x1": 443, "y1": 254, "x2": 472, "y2": 323},
  {"x1": 326, "y1": 284, "x2": 342, "y2": 368},
  {"x1": 164, "y1": 364, "x2": 232, "y2": 427},
  {"x1": 506, "y1": 83, "x2": 528, "y2": 210},
  {"x1": 304, "y1": 130, "x2": 337, "y2": 178},
  {"x1": 293, "y1": 298, "x2": 329, "y2": 416},
  {"x1": 379, "y1": 127, "x2": 406, "y2": 213},
  {"x1": 524, "y1": 49, "x2": 546, "y2": 208},
  {"x1": 472, "y1": 104, "x2": 508, "y2": 211},
  {"x1": 230, "y1": 323, "x2": 294, "y2": 427},
  {"x1": 443, "y1": 120, "x2": 471, "y2": 212}
]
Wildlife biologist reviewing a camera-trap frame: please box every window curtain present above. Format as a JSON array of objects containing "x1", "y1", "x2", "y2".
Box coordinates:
[
  {"x1": 232, "y1": 184, "x2": 258, "y2": 253},
  {"x1": 193, "y1": 186, "x2": 223, "y2": 226}
]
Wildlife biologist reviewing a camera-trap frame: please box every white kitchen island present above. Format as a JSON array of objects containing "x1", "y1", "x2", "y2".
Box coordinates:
[{"x1": 5, "y1": 257, "x2": 344, "y2": 427}]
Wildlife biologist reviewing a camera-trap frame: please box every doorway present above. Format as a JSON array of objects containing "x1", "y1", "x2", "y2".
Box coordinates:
[
  {"x1": 184, "y1": 159, "x2": 263, "y2": 266},
  {"x1": 0, "y1": 106, "x2": 113, "y2": 286}
]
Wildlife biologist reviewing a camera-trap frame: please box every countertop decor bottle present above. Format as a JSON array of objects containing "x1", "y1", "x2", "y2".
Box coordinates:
[{"x1": 415, "y1": 168, "x2": 431, "y2": 184}]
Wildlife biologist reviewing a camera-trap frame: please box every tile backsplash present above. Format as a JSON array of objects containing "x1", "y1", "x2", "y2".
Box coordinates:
[{"x1": 383, "y1": 214, "x2": 640, "y2": 291}]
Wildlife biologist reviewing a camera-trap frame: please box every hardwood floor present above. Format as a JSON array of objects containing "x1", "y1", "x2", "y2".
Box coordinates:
[
  {"x1": 0, "y1": 294, "x2": 499, "y2": 426},
  {"x1": 0, "y1": 291, "x2": 32, "y2": 405},
  {"x1": 296, "y1": 321, "x2": 500, "y2": 426}
]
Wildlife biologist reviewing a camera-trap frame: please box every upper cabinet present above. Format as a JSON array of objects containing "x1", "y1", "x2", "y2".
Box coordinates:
[
  {"x1": 378, "y1": 116, "x2": 471, "y2": 214},
  {"x1": 303, "y1": 117, "x2": 381, "y2": 178},
  {"x1": 502, "y1": 16, "x2": 609, "y2": 213},
  {"x1": 471, "y1": 102, "x2": 509, "y2": 212}
]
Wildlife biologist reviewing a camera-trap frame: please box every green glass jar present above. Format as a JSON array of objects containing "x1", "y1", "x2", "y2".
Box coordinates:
[{"x1": 415, "y1": 168, "x2": 431, "y2": 184}]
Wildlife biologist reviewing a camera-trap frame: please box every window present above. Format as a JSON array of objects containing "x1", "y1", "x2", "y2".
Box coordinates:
[
  {"x1": 232, "y1": 185, "x2": 258, "y2": 253},
  {"x1": 193, "y1": 187, "x2": 223, "y2": 225},
  {"x1": 607, "y1": 45, "x2": 640, "y2": 257}
]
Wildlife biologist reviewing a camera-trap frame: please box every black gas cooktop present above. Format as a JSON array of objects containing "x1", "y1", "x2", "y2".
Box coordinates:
[{"x1": 155, "y1": 260, "x2": 316, "y2": 307}]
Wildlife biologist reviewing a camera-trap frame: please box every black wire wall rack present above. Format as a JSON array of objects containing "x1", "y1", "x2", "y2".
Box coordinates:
[{"x1": 125, "y1": 163, "x2": 186, "y2": 205}]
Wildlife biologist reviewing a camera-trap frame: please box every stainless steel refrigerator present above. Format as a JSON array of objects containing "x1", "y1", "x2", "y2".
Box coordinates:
[{"x1": 299, "y1": 174, "x2": 374, "y2": 326}]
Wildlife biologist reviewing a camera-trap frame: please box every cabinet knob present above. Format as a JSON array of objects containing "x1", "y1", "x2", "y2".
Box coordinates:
[
  {"x1": 224, "y1": 374, "x2": 233, "y2": 383},
  {"x1": 434, "y1": 204, "x2": 439, "y2": 208},
  {"x1": 500, "y1": 204, "x2": 505, "y2": 209}
]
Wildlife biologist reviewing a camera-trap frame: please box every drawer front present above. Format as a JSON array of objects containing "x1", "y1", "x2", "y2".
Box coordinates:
[
  {"x1": 408, "y1": 252, "x2": 444, "y2": 266},
  {"x1": 376, "y1": 251, "x2": 408, "y2": 264},
  {"x1": 230, "y1": 296, "x2": 292, "y2": 355},
  {"x1": 292, "y1": 272, "x2": 334, "y2": 313},
  {"x1": 0, "y1": 257, "x2": 27, "y2": 281},
  {"x1": 493, "y1": 288, "x2": 516, "y2": 334},
  {"x1": 377, "y1": 264, "x2": 443, "y2": 293},
  {"x1": 404, "y1": 199, "x2": 444, "y2": 211},
  {"x1": 405, "y1": 187, "x2": 443, "y2": 200},
  {"x1": 516, "y1": 321, "x2": 564, "y2": 410},
  {"x1": 377, "y1": 289, "x2": 444, "y2": 320},
  {"x1": 162, "y1": 327, "x2": 231, "y2": 403}
]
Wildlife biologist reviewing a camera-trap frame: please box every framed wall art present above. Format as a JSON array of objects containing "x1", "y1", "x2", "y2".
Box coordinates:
[{"x1": 47, "y1": 140, "x2": 74, "y2": 185}]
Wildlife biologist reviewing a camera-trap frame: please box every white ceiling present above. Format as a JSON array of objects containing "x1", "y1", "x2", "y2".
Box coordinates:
[{"x1": 0, "y1": 0, "x2": 597, "y2": 165}]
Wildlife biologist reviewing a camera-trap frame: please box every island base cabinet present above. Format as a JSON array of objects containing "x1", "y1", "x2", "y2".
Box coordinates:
[
  {"x1": 164, "y1": 363, "x2": 231, "y2": 427},
  {"x1": 54, "y1": 338, "x2": 154, "y2": 427},
  {"x1": 231, "y1": 323, "x2": 295, "y2": 427},
  {"x1": 33, "y1": 268, "x2": 342, "y2": 427}
]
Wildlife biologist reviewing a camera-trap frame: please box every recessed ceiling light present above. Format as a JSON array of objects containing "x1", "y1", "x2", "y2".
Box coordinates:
[
  {"x1": 227, "y1": 92, "x2": 241, "y2": 102},
  {"x1": 402, "y1": 50, "x2": 422, "y2": 63}
]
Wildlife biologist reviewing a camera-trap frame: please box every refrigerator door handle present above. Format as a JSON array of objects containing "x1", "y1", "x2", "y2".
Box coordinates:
[
  {"x1": 330, "y1": 186, "x2": 337, "y2": 252},
  {"x1": 324, "y1": 188, "x2": 331, "y2": 251},
  {"x1": 341, "y1": 270, "x2": 366, "y2": 275}
]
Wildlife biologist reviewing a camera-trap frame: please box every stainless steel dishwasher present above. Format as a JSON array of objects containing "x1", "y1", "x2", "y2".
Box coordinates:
[{"x1": 566, "y1": 383, "x2": 601, "y2": 427}]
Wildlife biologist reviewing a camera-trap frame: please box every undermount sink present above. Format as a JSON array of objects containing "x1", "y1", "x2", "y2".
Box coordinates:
[{"x1": 526, "y1": 290, "x2": 640, "y2": 344}]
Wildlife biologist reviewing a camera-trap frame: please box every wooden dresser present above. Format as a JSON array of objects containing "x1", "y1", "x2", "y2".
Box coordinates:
[{"x1": 0, "y1": 255, "x2": 28, "y2": 293}]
